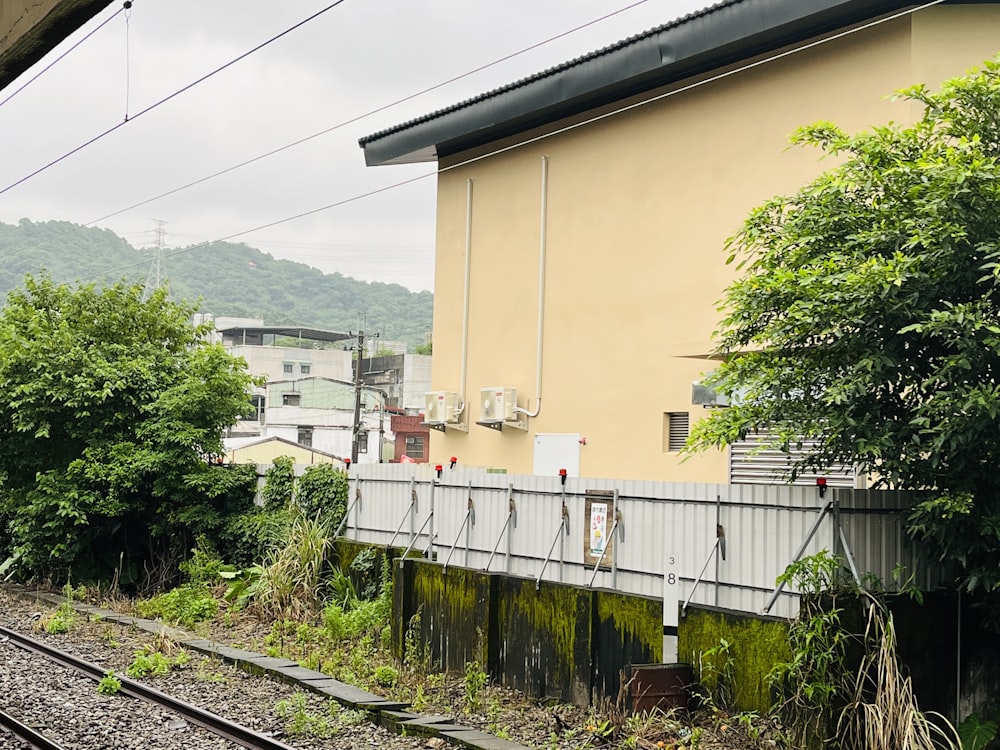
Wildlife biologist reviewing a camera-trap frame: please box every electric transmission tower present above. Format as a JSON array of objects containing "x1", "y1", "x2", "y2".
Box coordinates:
[{"x1": 142, "y1": 219, "x2": 168, "y2": 300}]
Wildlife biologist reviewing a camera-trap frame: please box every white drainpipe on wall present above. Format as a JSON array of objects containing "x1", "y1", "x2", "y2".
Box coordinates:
[
  {"x1": 456, "y1": 178, "x2": 473, "y2": 420},
  {"x1": 516, "y1": 155, "x2": 547, "y2": 418}
]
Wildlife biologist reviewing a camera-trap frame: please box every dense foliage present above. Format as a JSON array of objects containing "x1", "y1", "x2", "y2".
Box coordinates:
[
  {"x1": 689, "y1": 60, "x2": 1000, "y2": 609},
  {"x1": 0, "y1": 275, "x2": 256, "y2": 584},
  {"x1": 0, "y1": 220, "x2": 433, "y2": 349},
  {"x1": 297, "y1": 463, "x2": 349, "y2": 526}
]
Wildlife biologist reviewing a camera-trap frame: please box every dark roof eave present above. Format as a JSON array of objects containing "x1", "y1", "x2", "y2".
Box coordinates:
[
  {"x1": 359, "y1": 0, "x2": 922, "y2": 167},
  {"x1": 218, "y1": 325, "x2": 351, "y2": 344},
  {"x1": 0, "y1": 0, "x2": 113, "y2": 92}
]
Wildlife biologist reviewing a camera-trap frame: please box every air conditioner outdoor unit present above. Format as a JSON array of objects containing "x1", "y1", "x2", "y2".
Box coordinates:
[
  {"x1": 424, "y1": 391, "x2": 460, "y2": 424},
  {"x1": 480, "y1": 387, "x2": 517, "y2": 423}
]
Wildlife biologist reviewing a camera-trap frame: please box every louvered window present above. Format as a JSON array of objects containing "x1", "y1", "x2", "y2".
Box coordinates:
[
  {"x1": 664, "y1": 412, "x2": 689, "y2": 452},
  {"x1": 729, "y1": 429, "x2": 858, "y2": 487}
]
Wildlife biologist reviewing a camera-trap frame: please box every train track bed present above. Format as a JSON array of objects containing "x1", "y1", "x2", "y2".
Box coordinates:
[
  {"x1": 0, "y1": 627, "x2": 246, "y2": 750},
  {"x1": 0, "y1": 589, "x2": 464, "y2": 750}
]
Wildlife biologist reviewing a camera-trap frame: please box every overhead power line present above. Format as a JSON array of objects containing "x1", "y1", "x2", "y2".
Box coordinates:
[
  {"x1": 77, "y1": 0, "x2": 654, "y2": 230},
  {"x1": 0, "y1": 0, "x2": 349, "y2": 198},
  {"x1": 1, "y1": 0, "x2": 656, "y2": 264},
  {"x1": 74, "y1": 0, "x2": 945, "y2": 284}
]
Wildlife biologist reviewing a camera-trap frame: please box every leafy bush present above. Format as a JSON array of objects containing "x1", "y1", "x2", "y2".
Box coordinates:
[
  {"x1": 179, "y1": 536, "x2": 229, "y2": 584},
  {"x1": 96, "y1": 672, "x2": 122, "y2": 695},
  {"x1": 322, "y1": 554, "x2": 392, "y2": 642},
  {"x1": 297, "y1": 464, "x2": 348, "y2": 526},
  {"x1": 263, "y1": 456, "x2": 296, "y2": 511},
  {"x1": 347, "y1": 546, "x2": 382, "y2": 600},
  {"x1": 221, "y1": 507, "x2": 291, "y2": 567},
  {"x1": 126, "y1": 645, "x2": 188, "y2": 678},
  {"x1": 44, "y1": 601, "x2": 78, "y2": 634},
  {"x1": 374, "y1": 665, "x2": 398, "y2": 687},
  {"x1": 135, "y1": 584, "x2": 218, "y2": 628}
]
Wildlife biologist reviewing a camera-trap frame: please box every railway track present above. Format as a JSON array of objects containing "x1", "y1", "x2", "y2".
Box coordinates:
[
  {"x1": 0, "y1": 705, "x2": 67, "y2": 750},
  {"x1": 0, "y1": 624, "x2": 300, "y2": 750}
]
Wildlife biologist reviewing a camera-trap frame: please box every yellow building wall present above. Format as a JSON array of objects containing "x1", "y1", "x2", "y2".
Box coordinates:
[{"x1": 428, "y1": 9, "x2": 1000, "y2": 481}]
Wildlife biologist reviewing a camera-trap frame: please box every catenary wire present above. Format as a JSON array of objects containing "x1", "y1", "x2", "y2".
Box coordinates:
[
  {"x1": 0, "y1": 3, "x2": 127, "y2": 111},
  {"x1": 0, "y1": 0, "x2": 655, "y2": 263},
  {"x1": 123, "y1": 1, "x2": 132, "y2": 120},
  {"x1": 78, "y1": 0, "x2": 945, "y2": 282},
  {"x1": 76, "y1": 0, "x2": 653, "y2": 231},
  {"x1": 0, "y1": 0, "x2": 349, "y2": 198}
]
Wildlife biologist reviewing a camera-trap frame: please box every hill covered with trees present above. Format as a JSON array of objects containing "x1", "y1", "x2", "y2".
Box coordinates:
[{"x1": 0, "y1": 219, "x2": 433, "y2": 349}]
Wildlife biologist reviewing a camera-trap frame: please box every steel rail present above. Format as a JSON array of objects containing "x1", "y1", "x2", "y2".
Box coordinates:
[
  {"x1": 0, "y1": 707, "x2": 67, "y2": 750},
  {"x1": 0, "y1": 624, "x2": 298, "y2": 750}
]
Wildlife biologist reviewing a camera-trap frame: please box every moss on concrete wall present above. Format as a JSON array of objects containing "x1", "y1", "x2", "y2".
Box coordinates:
[
  {"x1": 678, "y1": 605, "x2": 790, "y2": 713},
  {"x1": 373, "y1": 543, "x2": 676, "y2": 707},
  {"x1": 411, "y1": 561, "x2": 492, "y2": 672},
  {"x1": 497, "y1": 577, "x2": 592, "y2": 705},
  {"x1": 593, "y1": 589, "x2": 662, "y2": 702}
]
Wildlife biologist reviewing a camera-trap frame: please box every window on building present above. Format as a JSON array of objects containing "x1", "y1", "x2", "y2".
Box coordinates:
[
  {"x1": 405, "y1": 435, "x2": 425, "y2": 459},
  {"x1": 250, "y1": 394, "x2": 265, "y2": 421},
  {"x1": 297, "y1": 427, "x2": 313, "y2": 447},
  {"x1": 300, "y1": 363, "x2": 311, "y2": 374},
  {"x1": 282, "y1": 362, "x2": 293, "y2": 374},
  {"x1": 663, "y1": 412, "x2": 690, "y2": 452},
  {"x1": 282, "y1": 393, "x2": 301, "y2": 406}
]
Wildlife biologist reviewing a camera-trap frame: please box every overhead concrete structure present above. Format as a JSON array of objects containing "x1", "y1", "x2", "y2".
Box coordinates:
[{"x1": 0, "y1": 0, "x2": 111, "y2": 92}]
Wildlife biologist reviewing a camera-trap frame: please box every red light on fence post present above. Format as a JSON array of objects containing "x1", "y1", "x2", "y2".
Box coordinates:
[
  {"x1": 559, "y1": 468, "x2": 568, "y2": 486},
  {"x1": 450, "y1": 456, "x2": 457, "y2": 469},
  {"x1": 816, "y1": 476, "x2": 827, "y2": 498},
  {"x1": 435, "y1": 464, "x2": 443, "y2": 479}
]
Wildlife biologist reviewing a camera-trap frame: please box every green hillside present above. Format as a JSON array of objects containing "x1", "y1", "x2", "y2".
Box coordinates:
[{"x1": 0, "y1": 219, "x2": 433, "y2": 349}]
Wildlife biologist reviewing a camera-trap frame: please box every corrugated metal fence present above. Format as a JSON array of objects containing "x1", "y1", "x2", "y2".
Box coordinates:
[{"x1": 335, "y1": 464, "x2": 945, "y2": 620}]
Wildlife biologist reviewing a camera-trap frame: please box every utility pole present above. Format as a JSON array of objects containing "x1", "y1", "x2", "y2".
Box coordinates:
[{"x1": 350, "y1": 321, "x2": 378, "y2": 463}]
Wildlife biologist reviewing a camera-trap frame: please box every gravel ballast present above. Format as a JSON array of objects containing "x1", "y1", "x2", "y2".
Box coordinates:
[{"x1": 0, "y1": 589, "x2": 480, "y2": 750}]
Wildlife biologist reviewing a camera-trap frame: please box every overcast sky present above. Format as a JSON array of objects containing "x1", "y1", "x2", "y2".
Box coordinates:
[{"x1": 0, "y1": 0, "x2": 709, "y2": 292}]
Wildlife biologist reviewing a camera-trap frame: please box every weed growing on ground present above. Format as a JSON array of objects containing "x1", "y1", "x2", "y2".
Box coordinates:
[
  {"x1": 100, "y1": 625, "x2": 120, "y2": 648},
  {"x1": 276, "y1": 692, "x2": 334, "y2": 738},
  {"x1": 374, "y1": 664, "x2": 399, "y2": 687},
  {"x1": 126, "y1": 645, "x2": 189, "y2": 678},
  {"x1": 194, "y1": 657, "x2": 227, "y2": 683},
  {"x1": 135, "y1": 583, "x2": 218, "y2": 628},
  {"x1": 96, "y1": 671, "x2": 122, "y2": 695},
  {"x1": 463, "y1": 660, "x2": 488, "y2": 713},
  {"x1": 274, "y1": 692, "x2": 364, "y2": 739},
  {"x1": 43, "y1": 600, "x2": 77, "y2": 634}
]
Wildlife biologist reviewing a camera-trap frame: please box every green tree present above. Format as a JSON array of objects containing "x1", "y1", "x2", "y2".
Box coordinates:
[
  {"x1": 0, "y1": 275, "x2": 255, "y2": 583},
  {"x1": 297, "y1": 463, "x2": 348, "y2": 528},
  {"x1": 262, "y1": 456, "x2": 296, "y2": 511},
  {"x1": 688, "y1": 59, "x2": 1000, "y2": 613}
]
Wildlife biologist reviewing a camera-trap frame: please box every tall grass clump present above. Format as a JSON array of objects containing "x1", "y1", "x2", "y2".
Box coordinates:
[
  {"x1": 250, "y1": 506, "x2": 331, "y2": 620},
  {"x1": 838, "y1": 597, "x2": 959, "y2": 750},
  {"x1": 322, "y1": 556, "x2": 392, "y2": 645}
]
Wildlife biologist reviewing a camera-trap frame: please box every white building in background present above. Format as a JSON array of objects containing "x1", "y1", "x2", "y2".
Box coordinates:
[
  {"x1": 204, "y1": 316, "x2": 355, "y2": 385},
  {"x1": 261, "y1": 377, "x2": 387, "y2": 462},
  {"x1": 200, "y1": 315, "x2": 420, "y2": 464}
]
